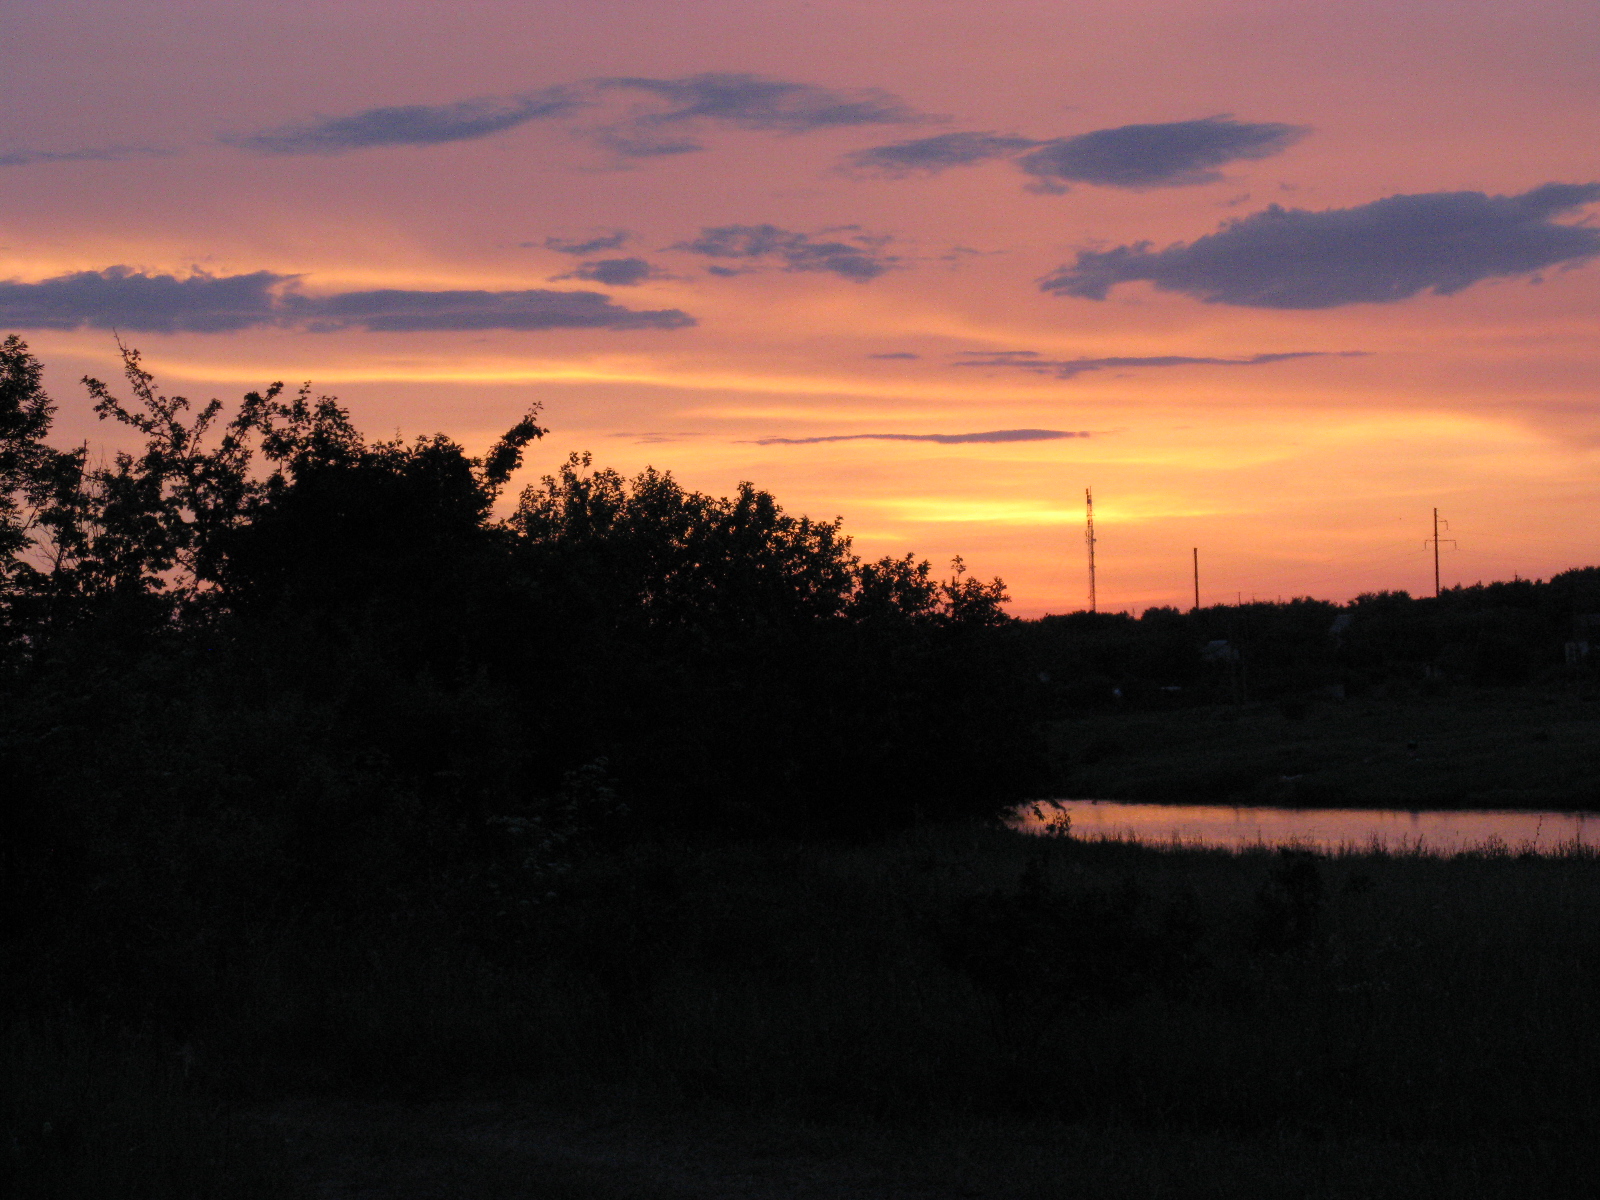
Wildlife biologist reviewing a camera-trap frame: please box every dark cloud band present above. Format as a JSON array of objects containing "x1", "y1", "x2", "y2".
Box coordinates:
[
  {"x1": 1020, "y1": 118, "x2": 1305, "y2": 190},
  {"x1": 848, "y1": 117, "x2": 1304, "y2": 190},
  {"x1": 1042, "y1": 182, "x2": 1600, "y2": 307},
  {"x1": 0, "y1": 268, "x2": 289, "y2": 333},
  {"x1": 953, "y1": 350, "x2": 1362, "y2": 378},
  {"x1": 287, "y1": 287, "x2": 693, "y2": 332},
  {"x1": 751, "y1": 429, "x2": 1089, "y2": 445},
  {"x1": 0, "y1": 267, "x2": 695, "y2": 333}
]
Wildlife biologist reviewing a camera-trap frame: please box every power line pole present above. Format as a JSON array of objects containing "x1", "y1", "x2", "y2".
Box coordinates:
[
  {"x1": 1192, "y1": 547, "x2": 1199, "y2": 611},
  {"x1": 1085, "y1": 487, "x2": 1097, "y2": 613},
  {"x1": 1425, "y1": 507, "x2": 1456, "y2": 597},
  {"x1": 1432, "y1": 508, "x2": 1440, "y2": 597}
]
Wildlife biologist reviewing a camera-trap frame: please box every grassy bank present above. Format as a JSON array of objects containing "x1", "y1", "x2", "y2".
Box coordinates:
[
  {"x1": 1049, "y1": 686, "x2": 1600, "y2": 808},
  {"x1": 10, "y1": 824, "x2": 1599, "y2": 1197}
]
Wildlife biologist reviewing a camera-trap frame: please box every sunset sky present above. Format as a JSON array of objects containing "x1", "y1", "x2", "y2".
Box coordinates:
[{"x1": 5, "y1": 0, "x2": 1600, "y2": 615}]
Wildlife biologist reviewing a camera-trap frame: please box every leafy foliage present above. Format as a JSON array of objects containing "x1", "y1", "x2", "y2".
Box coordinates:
[
  {"x1": 0, "y1": 338, "x2": 1031, "y2": 1030},
  {"x1": 503, "y1": 452, "x2": 1024, "y2": 834}
]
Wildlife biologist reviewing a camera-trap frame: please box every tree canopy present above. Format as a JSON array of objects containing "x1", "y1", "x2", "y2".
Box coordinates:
[{"x1": 0, "y1": 337, "x2": 1026, "y2": 878}]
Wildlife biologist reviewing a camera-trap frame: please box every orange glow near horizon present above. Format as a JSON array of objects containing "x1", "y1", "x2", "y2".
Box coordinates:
[{"x1": 5, "y1": 0, "x2": 1600, "y2": 617}]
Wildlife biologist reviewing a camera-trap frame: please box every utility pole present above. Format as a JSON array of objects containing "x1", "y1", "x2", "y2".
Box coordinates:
[
  {"x1": 1432, "y1": 508, "x2": 1440, "y2": 597},
  {"x1": 1192, "y1": 547, "x2": 1199, "y2": 611},
  {"x1": 1085, "y1": 487, "x2": 1097, "y2": 613},
  {"x1": 1425, "y1": 508, "x2": 1456, "y2": 597}
]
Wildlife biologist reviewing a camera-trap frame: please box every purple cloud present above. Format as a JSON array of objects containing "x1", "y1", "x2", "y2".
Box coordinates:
[
  {"x1": 0, "y1": 267, "x2": 696, "y2": 333},
  {"x1": 1042, "y1": 183, "x2": 1600, "y2": 307}
]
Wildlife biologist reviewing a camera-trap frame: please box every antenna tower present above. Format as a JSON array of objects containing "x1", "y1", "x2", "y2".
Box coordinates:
[
  {"x1": 1425, "y1": 507, "x2": 1456, "y2": 597},
  {"x1": 1085, "y1": 487, "x2": 1097, "y2": 612}
]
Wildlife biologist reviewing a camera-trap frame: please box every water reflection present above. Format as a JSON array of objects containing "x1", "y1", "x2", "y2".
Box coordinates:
[{"x1": 1015, "y1": 801, "x2": 1600, "y2": 855}]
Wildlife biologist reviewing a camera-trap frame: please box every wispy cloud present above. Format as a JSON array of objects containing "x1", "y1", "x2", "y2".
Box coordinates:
[
  {"x1": 0, "y1": 145, "x2": 173, "y2": 168},
  {"x1": 588, "y1": 73, "x2": 928, "y2": 155},
  {"x1": 0, "y1": 267, "x2": 696, "y2": 333},
  {"x1": 953, "y1": 349, "x2": 1364, "y2": 378},
  {"x1": 1042, "y1": 182, "x2": 1600, "y2": 307},
  {"x1": 542, "y1": 231, "x2": 631, "y2": 255},
  {"x1": 607, "y1": 430, "x2": 706, "y2": 444},
  {"x1": 226, "y1": 88, "x2": 585, "y2": 154},
  {"x1": 551, "y1": 257, "x2": 664, "y2": 286},
  {"x1": 673, "y1": 224, "x2": 898, "y2": 280},
  {"x1": 847, "y1": 117, "x2": 1304, "y2": 190},
  {"x1": 597, "y1": 74, "x2": 923, "y2": 131},
  {"x1": 227, "y1": 74, "x2": 928, "y2": 158},
  {"x1": 868, "y1": 351, "x2": 921, "y2": 359},
  {"x1": 846, "y1": 131, "x2": 1037, "y2": 174},
  {"x1": 749, "y1": 428, "x2": 1090, "y2": 445}
]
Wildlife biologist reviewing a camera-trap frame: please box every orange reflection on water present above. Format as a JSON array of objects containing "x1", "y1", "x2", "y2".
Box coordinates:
[{"x1": 1015, "y1": 801, "x2": 1600, "y2": 855}]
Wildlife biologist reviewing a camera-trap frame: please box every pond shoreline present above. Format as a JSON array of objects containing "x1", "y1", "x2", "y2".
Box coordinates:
[{"x1": 1016, "y1": 798, "x2": 1600, "y2": 855}]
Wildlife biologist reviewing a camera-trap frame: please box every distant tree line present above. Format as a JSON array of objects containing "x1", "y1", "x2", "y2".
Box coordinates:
[{"x1": 1017, "y1": 571, "x2": 1600, "y2": 714}]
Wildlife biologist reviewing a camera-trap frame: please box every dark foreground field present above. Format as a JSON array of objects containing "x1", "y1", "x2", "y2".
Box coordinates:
[
  {"x1": 10, "y1": 825, "x2": 1599, "y2": 1199},
  {"x1": 1050, "y1": 687, "x2": 1600, "y2": 809}
]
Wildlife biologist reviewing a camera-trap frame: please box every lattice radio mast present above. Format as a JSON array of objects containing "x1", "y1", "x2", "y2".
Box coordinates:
[{"x1": 1085, "y1": 487, "x2": 1097, "y2": 612}]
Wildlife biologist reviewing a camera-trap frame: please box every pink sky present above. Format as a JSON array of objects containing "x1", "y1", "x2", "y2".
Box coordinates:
[{"x1": 5, "y1": 0, "x2": 1600, "y2": 615}]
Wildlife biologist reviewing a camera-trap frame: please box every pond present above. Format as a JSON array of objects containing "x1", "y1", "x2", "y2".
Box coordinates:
[{"x1": 1014, "y1": 800, "x2": 1600, "y2": 855}]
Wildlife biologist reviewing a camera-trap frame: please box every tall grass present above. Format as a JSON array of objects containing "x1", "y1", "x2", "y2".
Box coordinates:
[
  {"x1": 512, "y1": 829, "x2": 1600, "y2": 1140},
  {"x1": 219, "y1": 830, "x2": 1600, "y2": 1134},
  {"x1": 11, "y1": 825, "x2": 1600, "y2": 1194}
]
